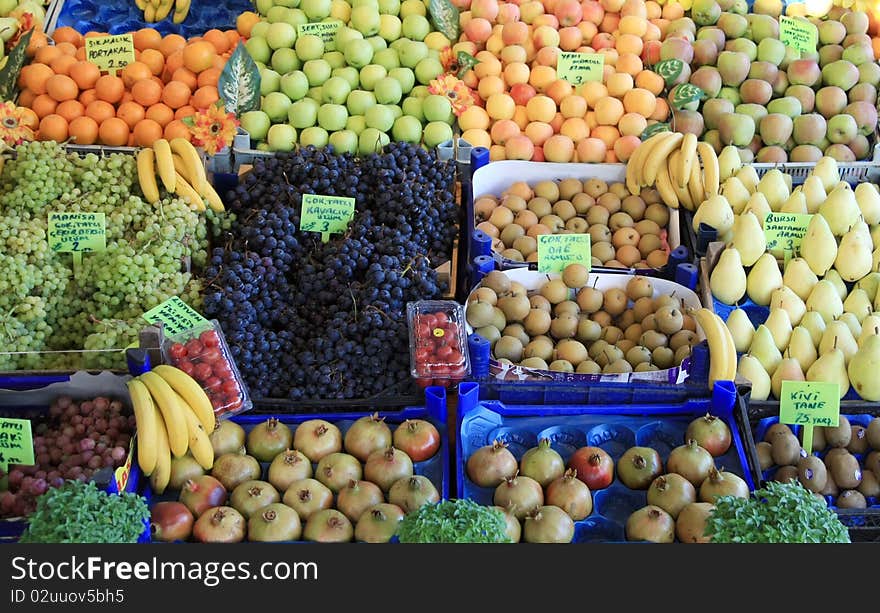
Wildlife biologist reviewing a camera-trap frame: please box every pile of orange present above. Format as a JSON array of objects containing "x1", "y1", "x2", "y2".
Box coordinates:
[{"x1": 18, "y1": 27, "x2": 239, "y2": 147}]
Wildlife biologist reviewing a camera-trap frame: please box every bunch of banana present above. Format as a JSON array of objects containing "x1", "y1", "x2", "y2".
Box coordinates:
[
  {"x1": 625, "y1": 131, "x2": 720, "y2": 212},
  {"x1": 136, "y1": 0, "x2": 190, "y2": 24},
  {"x1": 136, "y1": 137, "x2": 225, "y2": 212},
  {"x1": 691, "y1": 308, "x2": 738, "y2": 388},
  {"x1": 127, "y1": 365, "x2": 216, "y2": 494}
]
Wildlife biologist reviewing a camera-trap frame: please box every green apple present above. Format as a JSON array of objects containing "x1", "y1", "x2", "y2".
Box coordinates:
[
  {"x1": 378, "y1": 15, "x2": 402, "y2": 42},
  {"x1": 307, "y1": 86, "x2": 323, "y2": 101},
  {"x1": 378, "y1": 0, "x2": 400, "y2": 15},
  {"x1": 346, "y1": 115, "x2": 367, "y2": 134},
  {"x1": 332, "y1": 66, "x2": 361, "y2": 89},
  {"x1": 245, "y1": 37, "x2": 272, "y2": 64},
  {"x1": 389, "y1": 38, "x2": 408, "y2": 53},
  {"x1": 387, "y1": 104, "x2": 403, "y2": 119},
  {"x1": 359, "y1": 128, "x2": 391, "y2": 154},
  {"x1": 401, "y1": 96, "x2": 424, "y2": 121},
  {"x1": 352, "y1": 0, "x2": 379, "y2": 7},
  {"x1": 267, "y1": 124, "x2": 298, "y2": 151},
  {"x1": 365, "y1": 104, "x2": 395, "y2": 131},
  {"x1": 275, "y1": 0, "x2": 301, "y2": 7},
  {"x1": 260, "y1": 68, "x2": 282, "y2": 95},
  {"x1": 304, "y1": 59, "x2": 332, "y2": 86},
  {"x1": 344, "y1": 39, "x2": 375, "y2": 68},
  {"x1": 280, "y1": 71, "x2": 310, "y2": 100},
  {"x1": 302, "y1": 0, "x2": 332, "y2": 20},
  {"x1": 347, "y1": 89, "x2": 377, "y2": 115},
  {"x1": 374, "y1": 76, "x2": 403, "y2": 104},
  {"x1": 318, "y1": 104, "x2": 350, "y2": 131},
  {"x1": 351, "y1": 5, "x2": 381, "y2": 36},
  {"x1": 323, "y1": 51, "x2": 346, "y2": 68},
  {"x1": 422, "y1": 94, "x2": 452, "y2": 122},
  {"x1": 266, "y1": 23, "x2": 297, "y2": 50},
  {"x1": 255, "y1": 0, "x2": 274, "y2": 16},
  {"x1": 402, "y1": 15, "x2": 430, "y2": 41},
  {"x1": 295, "y1": 34, "x2": 325, "y2": 60},
  {"x1": 289, "y1": 98, "x2": 320, "y2": 128},
  {"x1": 423, "y1": 121, "x2": 453, "y2": 148},
  {"x1": 266, "y1": 5, "x2": 290, "y2": 23},
  {"x1": 399, "y1": 40, "x2": 428, "y2": 68},
  {"x1": 331, "y1": 0, "x2": 351, "y2": 21},
  {"x1": 373, "y1": 48, "x2": 401, "y2": 70},
  {"x1": 414, "y1": 58, "x2": 443, "y2": 84},
  {"x1": 322, "y1": 76, "x2": 353, "y2": 104},
  {"x1": 399, "y1": 0, "x2": 426, "y2": 18},
  {"x1": 335, "y1": 26, "x2": 364, "y2": 50},
  {"x1": 257, "y1": 143, "x2": 272, "y2": 151},
  {"x1": 367, "y1": 36, "x2": 388, "y2": 52},
  {"x1": 300, "y1": 126, "x2": 330, "y2": 147},
  {"x1": 388, "y1": 67, "x2": 415, "y2": 94},
  {"x1": 250, "y1": 21, "x2": 271, "y2": 38},
  {"x1": 282, "y1": 8, "x2": 309, "y2": 27},
  {"x1": 410, "y1": 85, "x2": 429, "y2": 98},
  {"x1": 359, "y1": 64, "x2": 388, "y2": 90},
  {"x1": 254, "y1": 61, "x2": 267, "y2": 71},
  {"x1": 272, "y1": 48, "x2": 301, "y2": 73},
  {"x1": 392, "y1": 115, "x2": 422, "y2": 143},
  {"x1": 329, "y1": 129, "x2": 359, "y2": 154},
  {"x1": 263, "y1": 92, "x2": 293, "y2": 122},
  {"x1": 241, "y1": 110, "x2": 271, "y2": 141}
]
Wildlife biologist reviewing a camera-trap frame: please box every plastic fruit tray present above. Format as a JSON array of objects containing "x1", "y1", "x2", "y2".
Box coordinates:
[{"x1": 456, "y1": 381, "x2": 759, "y2": 543}]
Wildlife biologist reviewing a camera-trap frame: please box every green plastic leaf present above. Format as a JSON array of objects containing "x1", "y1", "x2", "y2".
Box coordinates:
[
  {"x1": 217, "y1": 42, "x2": 261, "y2": 117},
  {"x1": 640, "y1": 122, "x2": 670, "y2": 141},
  {"x1": 671, "y1": 83, "x2": 705, "y2": 110},
  {"x1": 653, "y1": 59, "x2": 683, "y2": 88},
  {"x1": 456, "y1": 51, "x2": 478, "y2": 79},
  {"x1": 0, "y1": 28, "x2": 33, "y2": 102},
  {"x1": 428, "y1": 0, "x2": 460, "y2": 42}
]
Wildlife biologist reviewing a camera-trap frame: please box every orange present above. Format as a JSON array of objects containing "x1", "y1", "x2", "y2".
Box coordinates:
[
  {"x1": 26, "y1": 31, "x2": 49, "y2": 58},
  {"x1": 46, "y1": 74, "x2": 79, "y2": 102},
  {"x1": 38, "y1": 114, "x2": 68, "y2": 141},
  {"x1": 191, "y1": 85, "x2": 219, "y2": 109},
  {"x1": 183, "y1": 41, "x2": 216, "y2": 73},
  {"x1": 98, "y1": 117, "x2": 130, "y2": 146},
  {"x1": 121, "y1": 61, "x2": 153, "y2": 88},
  {"x1": 120, "y1": 92, "x2": 134, "y2": 104},
  {"x1": 56, "y1": 99, "x2": 85, "y2": 122},
  {"x1": 31, "y1": 94, "x2": 59, "y2": 119},
  {"x1": 133, "y1": 119, "x2": 163, "y2": 146},
  {"x1": 19, "y1": 108, "x2": 39, "y2": 131},
  {"x1": 164, "y1": 49, "x2": 185, "y2": 77},
  {"x1": 23, "y1": 63, "x2": 54, "y2": 95},
  {"x1": 53, "y1": 52, "x2": 79, "y2": 76},
  {"x1": 140, "y1": 49, "x2": 165, "y2": 76},
  {"x1": 159, "y1": 34, "x2": 187, "y2": 58},
  {"x1": 75, "y1": 47, "x2": 86, "y2": 61},
  {"x1": 211, "y1": 54, "x2": 227, "y2": 70},
  {"x1": 132, "y1": 79, "x2": 163, "y2": 107},
  {"x1": 35, "y1": 45, "x2": 62, "y2": 65},
  {"x1": 95, "y1": 75, "x2": 125, "y2": 103},
  {"x1": 236, "y1": 12, "x2": 260, "y2": 38},
  {"x1": 52, "y1": 26, "x2": 84, "y2": 48},
  {"x1": 83, "y1": 31, "x2": 105, "y2": 39},
  {"x1": 116, "y1": 101, "x2": 146, "y2": 129},
  {"x1": 145, "y1": 103, "x2": 174, "y2": 127},
  {"x1": 224, "y1": 30, "x2": 240, "y2": 50},
  {"x1": 18, "y1": 88, "x2": 37, "y2": 108},
  {"x1": 78, "y1": 88, "x2": 98, "y2": 106},
  {"x1": 171, "y1": 67, "x2": 198, "y2": 90},
  {"x1": 70, "y1": 61, "x2": 100, "y2": 90},
  {"x1": 197, "y1": 67, "x2": 221, "y2": 88},
  {"x1": 55, "y1": 42, "x2": 78, "y2": 56},
  {"x1": 163, "y1": 119, "x2": 191, "y2": 141},
  {"x1": 85, "y1": 100, "x2": 116, "y2": 124},
  {"x1": 174, "y1": 104, "x2": 196, "y2": 120},
  {"x1": 68, "y1": 116, "x2": 99, "y2": 145},
  {"x1": 203, "y1": 29, "x2": 230, "y2": 54},
  {"x1": 162, "y1": 81, "x2": 191, "y2": 109},
  {"x1": 133, "y1": 28, "x2": 162, "y2": 51}
]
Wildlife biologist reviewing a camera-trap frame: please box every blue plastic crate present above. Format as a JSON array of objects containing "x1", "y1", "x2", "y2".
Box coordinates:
[{"x1": 456, "y1": 380, "x2": 759, "y2": 543}]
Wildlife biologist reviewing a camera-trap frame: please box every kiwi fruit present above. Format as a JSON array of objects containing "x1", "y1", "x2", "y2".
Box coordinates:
[
  {"x1": 857, "y1": 470, "x2": 880, "y2": 498},
  {"x1": 836, "y1": 490, "x2": 867, "y2": 509},
  {"x1": 756, "y1": 442, "x2": 773, "y2": 471},
  {"x1": 828, "y1": 451, "x2": 862, "y2": 489},
  {"x1": 502, "y1": 324, "x2": 531, "y2": 347},
  {"x1": 529, "y1": 295, "x2": 552, "y2": 312},
  {"x1": 554, "y1": 300, "x2": 580, "y2": 317},
  {"x1": 466, "y1": 301, "x2": 496, "y2": 328},
  {"x1": 576, "y1": 286, "x2": 604, "y2": 313},
  {"x1": 867, "y1": 417, "x2": 880, "y2": 449},
  {"x1": 523, "y1": 309, "x2": 552, "y2": 336},
  {"x1": 549, "y1": 359, "x2": 574, "y2": 373},
  {"x1": 494, "y1": 336, "x2": 524, "y2": 362},
  {"x1": 810, "y1": 427, "x2": 826, "y2": 452},
  {"x1": 820, "y1": 474, "x2": 839, "y2": 496},
  {"x1": 576, "y1": 318, "x2": 602, "y2": 343},
  {"x1": 847, "y1": 425, "x2": 869, "y2": 454},
  {"x1": 774, "y1": 465, "x2": 799, "y2": 483},
  {"x1": 655, "y1": 306, "x2": 684, "y2": 335},
  {"x1": 576, "y1": 360, "x2": 601, "y2": 374},
  {"x1": 797, "y1": 456, "x2": 827, "y2": 493},
  {"x1": 764, "y1": 423, "x2": 793, "y2": 442},
  {"x1": 602, "y1": 288, "x2": 628, "y2": 316},
  {"x1": 520, "y1": 357, "x2": 548, "y2": 370},
  {"x1": 865, "y1": 451, "x2": 880, "y2": 476},
  {"x1": 475, "y1": 326, "x2": 501, "y2": 346},
  {"x1": 824, "y1": 416, "x2": 852, "y2": 448},
  {"x1": 823, "y1": 447, "x2": 850, "y2": 469},
  {"x1": 550, "y1": 314, "x2": 579, "y2": 340},
  {"x1": 771, "y1": 432, "x2": 802, "y2": 466}
]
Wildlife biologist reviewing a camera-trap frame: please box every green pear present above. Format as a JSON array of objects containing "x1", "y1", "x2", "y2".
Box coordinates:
[
  {"x1": 744, "y1": 192, "x2": 772, "y2": 227},
  {"x1": 770, "y1": 286, "x2": 807, "y2": 326},
  {"x1": 737, "y1": 354, "x2": 772, "y2": 400},
  {"x1": 848, "y1": 334, "x2": 880, "y2": 401},
  {"x1": 801, "y1": 310, "x2": 827, "y2": 346},
  {"x1": 857, "y1": 315, "x2": 880, "y2": 347},
  {"x1": 710, "y1": 247, "x2": 747, "y2": 305},
  {"x1": 782, "y1": 257, "x2": 818, "y2": 300},
  {"x1": 819, "y1": 183, "x2": 861, "y2": 237},
  {"x1": 802, "y1": 175, "x2": 826, "y2": 214},
  {"x1": 720, "y1": 177, "x2": 751, "y2": 214},
  {"x1": 839, "y1": 312, "x2": 863, "y2": 339},
  {"x1": 806, "y1": 348, "x2": 850, "y2": 398},
  {"x1": 855, "y1": 272, "x2": 880, "y2": 301},
  {"x1": 734, "y1": 165, "x2": 760, "y2": 194},
  {"x1": 874, "y1": 287, "x2": 880, "y2": 312},
  {"x1": 843, "y1": 288, "x2": 873, "y2": 323},
  {"x1": 834, "y1": 219, "x2": 873, "y2": 281},
  {"x1": 757, "y1": 169, "x2": 791, "y2": 212},
  {"x1": 726, "y1": 308, "x2": 755, "y2": 353},
  {"x1": 747, "y1": 252, "x2": 783, "y2": 305},
  {"x1": 811, "y1": 156, "x2": 840, "y2": 192},
  {"x1": 854, "y1": 183, "x2": 880, "y2": 225},
  {"x1": 873, "y1": 246, "x2": 880, "y2": 273},
  {"x1": 731, "y1": 211, "x2": 766, "y2": 266},
  {"x1": 824, "y1": 269, "x2": 848, "y2": 300},
  {"x1": 871, "y1": 224, "x2": 880, "y2": 247},
  {"x1": 693, "y1": 194, "x2": 735, "y2": 236},
  {"x1": 780, "y1": 189, "x2": 808, "y2": 214},
  {"x1": 819, "y1": 320, "x2": 859, "y2": 364},
  {"x1": 806, "y1": 280, "x2": 844, "y2": 323},
  {"x1": 800, "y1": 213, "x2": 838, "y2": 276},
  {"x1": 765, "y1": 308, "x2": 793, "y2": 351},
  {"x1": 788, "y1": 326, "x2": 818, "y2": 371},
  {"x1": 771, "y1": 356, "x2": 805, "y2": 399},
  {"x1": 749, "y1": 324, "x2": 783, "y2": 375}
]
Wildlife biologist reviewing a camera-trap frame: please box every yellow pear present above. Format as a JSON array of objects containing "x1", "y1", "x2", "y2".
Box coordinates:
[
  {"x1": 718, "y1": 145, "x2": 743, "y2": 182},
  {"x1": 800, "y1": 310, "x2": 827, "y2": 346},
  {"x1": 819, "y1": 320, "x2": 858, "y2": 365},
  {"x1": 749, "y1": 324, "x2": 783, "y2": 375},
  {"x1": 765, "y1": 308, "x2": 793, "y2": 351},
  {"x1": 819, "y1": 183, "x2": 861, "y2": 237},
  {"x1": 782, "y1": 257, "x2": 818, "y2": 301},
  {"x1": 824, "y1": 269, "x2": 848, "y2": 300},
  {"x1": 710, "y1": 247, "x2": 747, "y2": 305},
  {"x1": 806, "y1": 348, "x2": 850, "y2": 398},
  {"x1": 735, "y1": 165, "x2": 760, "y2": 194},
  {"x1": 872, "y1": 224, "x2": 880, "y2": 247},
  {"x1": 693, "y1": 194, "x2": 735, "y2": 236},
  {"x1": 855, "y1": 272, "x2": 880, "y2": 301},
  {"x1": 874, "y1": 287, "x2": 880, "y2": 312},
  {"x1": 726, "y1": 308, "x2": 755, "y2": 353},
  {"x1": 843, "y1": 288, "x2": 873, "y2": 323},
  {"x1": 721, "y1": 177, "x2": 750, "y2": 215},
  {"x1": 771, "y1": 356, "x2": 805, "y2": 400},
  {"x1": 854, "y1": 183, "x2": 880, "y2": 226},
  {"x1": 806, "y1": 280, "x2": 844, "y2": 323},
  {"x1": 780, "y1": 189, "x2": 808, "y2": 215},
  {"x1": 746, "y1": 252, "x2": 783, "y2": 306},
  {"x1": 858, "y1": 315, "x2": 880, "y2": 348},
  {"x1": 770, "y1": 286, "x2": 806, "y2": 326},
  {"x1": 730, "y1": 211, "x2": 766, "y2": 267},
  {"x1": 848, "y1": 334, "x2": 880, "y2": 401},
  {"x1": 834, "y1": 219, "x2": 873, "y2": 282},
  {"x1": 872, "y1": 246, "x2": 880, "y2": 273},
  {"x1": 800, "y1": 213, "x2": 837, "y2": 276},
  {"x1": 737, "y1": 354, "x2": 771, "y2": 401},
  {"x1": 802, "y1": 176, "x2": 826, "y2": 214},
  {"x1": 757, "y1": 169, "x2": 791, "y2": 212},
  {"x1": 744, "y1": 192, "x2": 772, "y2": 228},
  {"x1": 839, "y1": 312, "x2": 862, "y2": 339},
  {"x1": 788, "y1": 326, "x2": 818, "y2": 371},
  {"x1": 812, "y1": 156, "x2": 840, "y2": 192}
]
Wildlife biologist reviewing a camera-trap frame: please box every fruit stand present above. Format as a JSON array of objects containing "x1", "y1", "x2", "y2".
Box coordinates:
[{"x1": 1, "y1": 0, "x2": 879, "y2": 546}]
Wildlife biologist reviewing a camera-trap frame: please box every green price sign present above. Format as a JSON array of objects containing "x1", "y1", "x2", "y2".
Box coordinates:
[
  {"x1": 143, "y1": 296, "x2": 210, "y2": 336},
  {"x1": 537, "y1": 234, "x2": 591, "y2": 273},
  {"x1": 84, "y1": 33, "x2": 135, "y2": 75},
  {"x1": 652, "y1": 59, "x2": 684, "y2": 87},
  {"x1": 0, "y1": 417, "x2": 35, "y2": 472},
  {"x1": 296, "y1": 21, "x2": 342, "y2": 51},
  {"x1": 48, "y1": 212, "x2": 106, "y2": 277},
  {"x1": 780, "y1": 16, "x2": 818, "y2": 54},
  {"x1": 556, "y1": 52, "x2": 604, "y2": 85},
  {"x1": 671, "y1": 83, "x2": 705, "y2": 110},
  {"x1": 300, "y1": 194, "x2": 356, "y2": 242},
  {"x1": 764, "y1": 212, "x2": 812, "y2": 253},
  {"x1": 779, "y1": 380, "x2": 840, "y2": 453},
  {"x1": 641, "y1": 122, "x2": 670, "y2": 141}
]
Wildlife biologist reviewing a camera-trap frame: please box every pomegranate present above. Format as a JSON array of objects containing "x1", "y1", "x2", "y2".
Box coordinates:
[
  {"x1": 666, "y1": 439, "x2": 714, "y2": 487},
  {"x1": 545, "y1": 468, "x2": 592, "y2": 520},
  {"x1": 686, "y1": 413, "x2": 732, "y2": 457},
  {"x1": 675, "y1": 502, "x2": 715, "y2": 543},
  {"x1": 246, "y1": 418, "x2": 293, "y2": 462},
  {"x1": 493, "y1": 505, "x2": 522, "y2": 543},
  {"x1": 364, "y1": 447, "x2": 414, "y2": 492},
  {"x1": 646, "y1": 473, "x2": 696, "y2": 519},
  {"x1": 466, "y1": 440, "x2": 518, "y2": 487},
  {"x1": 303, "y1": 509, "x2": 353, "y2": 542},
  {"x1": 179, "y1": 475, "x2": 227, "y2": 517},
  {"x1": 316, "y1": 452, "x2": 363, "y2": 493},
  {"x1": 230, "y1": 480, "x2": 280, "y2": 519},
  {"x1": 520, "y1": 438, "x2": 565, "y2": 488},
  {"x1": 354, "y1": 503, "x2": 404, "y2": 543},
  {"x1": 209, "y1": 420, "x2": 246, "y2": 456},
  {"x1": 493, "y1": 472, "x2": 544, "y2": 519},
  {"x1": 267, "y1": 449, "x2": 313, "y2": 492},
  {"x1": 210, "y1": 453, "x2": 261, "y2": 491},
  {"x1": 168, "y1": 454, "x2": 206, "y2": 490},
  {"x1": 617, "y1": 447, "x2": 663, "y2": 490},
  {"x1": 343, "y1": 413, "x2": 392, "y2": 461},
  {"x1": 281, "y1": 478, "x2": 333, "y2": 521},
  {"x1": 523, "y1": 505, "x2": 575, "y2": 543},
  {"x1": 247, "y1": 503, "x2": 302, "y2": 542},
  {"x1": 193, "y1": 506, "x2": 246, "y2": 543},
  {"x1": 150, "y1": 501, "x2": 194, "y2": 542},
  {"x1": 626, "y1": 505, "x2": 674, "y2": 543},
  {"x1": 392, "y1": 419, "x2": 441, "y2": 462},
  {"x1": 337, "y1": 480, "x2": 384, "y2": 522},
  {"x1": 388, "y1": 475, "x2": 440, "y2": 513},
  {"x1": 293, "y1": 419, "x2": 342, "y2": 462},
  {"x1": 699, "y1": 467, "x2": 749, "y2": 503},
  {"x1": 567, "y1": 446, "x2": 614, "y2": 490}
]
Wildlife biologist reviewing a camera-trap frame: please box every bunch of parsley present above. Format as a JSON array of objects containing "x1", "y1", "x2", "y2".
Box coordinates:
[{"x1": 397, "y1": 499, "x2": 511, "y2": 543}]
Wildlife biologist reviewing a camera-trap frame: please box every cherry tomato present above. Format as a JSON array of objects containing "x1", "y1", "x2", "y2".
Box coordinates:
[
  {"x1": 432, "y1": 312, "x2": 449, "y2": 326},
  {"x1": 185, "y1": 339, "x2": 204, "y2": 356},
  {"x1": 177, "y1": 360, "x2": 195, "y2": 376},
  {"x1": 415, "y1": 377, "x2": 434, "y2": 389},
  {"x1": 201, "y1": 348, "x2": 223, "y2": 364},
  {"x1": 212, "y1": 363, "x2": 233, "y2": 380},
  {"x1": 199, "y1": 330, "x2": 221, "y2": 348},
  {"x1": 415, "y1": 347, "x2": 433, "y2": 363},
  {"x1": 168, "y1": 343, "x2": 187, "y2": 359},
  {"x1": 193, "y1": 362, "x2": 213, "y2": 381},
  {"x1": 221, "y1": 379, "x2": 239, "y2": 395},
  {"x1": 435, "y1": 345, "x2": 454, "y2": 361},
  {"x1": 446, "y1": 349, "x2": 463, "y2": 365},
  {"x1": 421, "y1": 314, "x2": 437, "y2": 328},
  {"x1": 203, "y1": 376, "x2": 222, "y2": 390},
  {"x1": 392, "y1": 419, "x2": 441, "y2": 461}
]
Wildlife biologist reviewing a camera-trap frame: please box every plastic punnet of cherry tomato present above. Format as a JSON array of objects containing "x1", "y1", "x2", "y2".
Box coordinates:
[{"x1": 407, "y1": 301, "x2": 471, "y2": 389}]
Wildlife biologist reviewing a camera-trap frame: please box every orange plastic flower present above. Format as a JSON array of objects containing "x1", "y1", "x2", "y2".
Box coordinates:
[
  {"x1": 182, "y1": 102, "x2": 239, "y2": 156},
  {"x1": 440, "y1": 46, "x2": 457, "y2": 73},
  {"x1": 8, "y1": 17, "x2": 34, "y2": 51},
  {"x1": 0, "y1": 102, "x2": 35, "y2": 146},
  {"x1": 428, "y1": 74, "x2": 476, "y2": 117}
]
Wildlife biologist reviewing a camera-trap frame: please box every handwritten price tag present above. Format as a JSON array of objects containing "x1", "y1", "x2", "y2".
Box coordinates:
[
  {"x1": 780, "y1": 16, "x2": 818, "y2": 54},
  {"x1": 143, "y1": 296, "x2": 210, "y2": 336},
  {"x1": 0, "y1": 418, "x2": 35, "y2": 472},
  {"x1": 764, "y1": 212, "x2": 812, "y2": 253},
  {"x1": 85, "y1": 34, "x2": 136, "y2": 75},
  {"x1": 300, "y1": 194, "x2": 356, "y2": 242},
  {"x1": 296, "y1": 21, "x2": 342, "y2": 51},
  {"x1": 48, "y1": 212, "x2": 106, "y2": 253},
  {"x1": 537, "y1": 234, "x2": 591, "y2": 273},
  {"x1": 557, "y1": 52, "x2": 604, "y2": 85},
  {"x1": 779, "y1": 380, "x2": 840, "y2": 453}
]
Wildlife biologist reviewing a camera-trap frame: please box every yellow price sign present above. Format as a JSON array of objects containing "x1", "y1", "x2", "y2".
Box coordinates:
[{"x1": 85, "y1": 34, "x2": 136, "y2": 75}]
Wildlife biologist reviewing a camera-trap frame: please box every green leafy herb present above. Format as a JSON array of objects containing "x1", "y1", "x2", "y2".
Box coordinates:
[
  {"x1": 0, "y1": 29, "x2": 34, "y2": 102},
  {"x1": 217, "y1": 42, "x2": 261, "y2": 117},
  {"x1": 397, "y1": 499, "x2": 511, "y2": 543},
  {"x1": 20, "y1": 481, "x2": 150, "y2": 543},
  {"x1": 705, "y1": 481, "x2": 850, "y2": 543}
]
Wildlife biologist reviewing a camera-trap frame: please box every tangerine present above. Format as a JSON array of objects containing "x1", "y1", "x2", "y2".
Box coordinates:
[
  {"x1": 31, "y1": 94, "x2": 59, "y2": 119},
  {"x1": 132, "y1": 79, "x2": 163, "y2": 107},
  {"x1": 34, "y1": 45, "x2": 62, "y2": 66},
  {"x1": 95, "y1": 75, "x2": 125, "y2": 103},
  {"x1": 18, "y1": 88, "x2": 37, "y2": 108},
  {"x1": 23, "y1": 63, "x2": 54, "y2": 95},
  {"x1": 163, "y1": 119, "x2": 192, "y2": 141},
  {"x1": 133, "y1": 28, "x2": 162, "y2": 51},
  {"x1": 56, "y1": 99, "x2": 85, "y2": 122},
  {"x1": 68, "y1": 116, "x2": 99, "y2": 145},
  {"x1": 98, "y1": 117, "x2": 130, "y2": 146},
  {"x1": 69, "y1": 60, "x2": 101, "y2": 90},
  {"x1": 85, "y1": 100, "x2": 116, "y2": 124},
  {"x1": 159, "y1": 34, "x2": 186, "y2": 58},
  {"x1": 162, "y1": 81, "x2": 192, "y2": 109},
  {"x1": 38, "y1": 114, "x2": 68, "y2": 141},
  {"x1": 203, "y1": 29, "x2": 230, "y2": 54},
  {"x1": 183, "y1": 41, "x2": 216, "y2": 73},
  {"x1": 145, "y1": 103, "x2": 174, "y2": 127},
  {"x1": 52, "y1": 26, "x2": 84, "y2": 48},
  {"x1": 78, "y1": 88, "x2": 98, "y2": 106},
  {"x1": 133, "y1": 119, "x2": 163, "y2": 146},
  {"x1": 55, "y1": 42, "x2": 78, "y2": 56},
  {"x1": 116, "y1": 101, "x2": 146, "y2": 129},
  {"x1": 174, "y1": 105, "x2": 196, "y2": 120},
  {"x1": 121, "y1": 61, "x2": 153, "y2": 88},
  {"x1": 197, "y1": 67, "x2": 221, "y2": 88},
  {"x1": 140, "y1": 49, "x2": 165, "y2": 76},
  {"x1": 171, "y1": 67, "x2": 198, "y2": 90},
  {"x1": 46, "y1": 74, "x2": 79, "y2": 102}
]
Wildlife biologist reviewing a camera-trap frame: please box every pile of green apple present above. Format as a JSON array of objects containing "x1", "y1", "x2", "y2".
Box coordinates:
[
  {"x1": 666, "y1": 0, "x2": 879, "y2": 163},
  {"x1": 240, "y1": 0, "x2": 458, "y2": 154}
]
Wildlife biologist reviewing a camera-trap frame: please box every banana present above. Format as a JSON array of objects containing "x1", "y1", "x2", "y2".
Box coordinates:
[
  {"x1": 669, "y1": 153, "x2": 695, "y2": 211},
  {"x1": 152, "y1": 138, "x2": 176, "y2": 192},
  {"x1": 136, "y1": 148, "x2": 160, "y2": 204},
  {"x1": 139, "y1": 371, "x2": 189, "y2": 457},
  {"x1": 150, "y1": 413, "x2": 172, "y2": 494},
  {"x1": 202, "y1": 181, "x2": 225, "y2": 213},
  {"x1": 643, "y1": 131, "x2": 684, "y2": 187},
  {"x1": 693, "y1": 308, "x2": 737, "y2": 387},
  {"x1": 127, "y1": 379, "x2": 158, "y2": 476},
  {"x1": 155, "y1": 0, "x2": 174, "y2": 21},
  {"x1": 173, "y1": 171, "x2": 207, "y2": 211},
  {"x1": 173, "y1": 0, "x2": 191, "y2": 23},
  {"x1": 630, "y1": 131, "x2": 667, "y2": 189},
  {"x1": 152, "y1": 364, "x2": 215, "y2": 433},
  {"x1": 654, "y1": 157, "x2": 679, "y2": 209},
  {"x1": 179, "y1": 396, "x2": 214, "y2": 470},
  {"x1": 0, "y1": 155, "x2": 6, "y2": 178},
  {"x1": 625, "y1": 138, "x2": 648, "y2": 195},
  {"x1": 677, "y1": 132, "x2": 697, "y2": 189},
  {"x1": 696, "y1": 141, "x2": 719, "y2": 197},
  {"x1": 688, "y1": 151, "x2": 706, "y2": 207},
  {"x1": 134, "y1": 0, "x2": 147, "y2": 9},
  {"x1": 169, "y1": 137, "x2": 206, "y2": 195},
  {"x1": 717, "y1": 145, "x2": 742, "y2": 182},
  {"x1": 144, "y1": 4, "x2": 156, "y2": 22}
]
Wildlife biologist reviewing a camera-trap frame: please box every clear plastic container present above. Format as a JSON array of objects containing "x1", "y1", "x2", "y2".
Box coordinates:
[
  {"x1": 160, "y1": 320, "x2": 252, "y2": 419},
  {"x1": 407, "y1": 301, "x2": 471, "y2": 389}
]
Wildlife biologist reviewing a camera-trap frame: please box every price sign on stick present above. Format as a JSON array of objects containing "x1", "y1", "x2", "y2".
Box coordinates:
[
  {"x1": 0, "y1": 418, "x2": 35, "y2": 473},
  {"x1": 48, "y1": 212, "x2": 106, "y2": 278},
  {"x1": 556, "y1": 52, "x2": 604, "y2": 85},
  {"x1": 779, "y1": 380, "x2": 840, "y2": 454},
  {"x1": 296, "y1": 22, "x2": 341, "y2": 50},
  {"x1": 85, "y1": 34, "x2": 136, "y2": 75},
  {"x1": 300, "y1": 194, "x2": 356, "y2": 243},
  {"x1": 143, "y1": 296, "x2": 210, "y2": 336},
  {"x1": 537, "y1": 234, "x2": 591, "y2": 273},
  {"x1": 780, "y1": 16, "x2": 818, "y2": 54}
]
